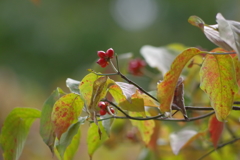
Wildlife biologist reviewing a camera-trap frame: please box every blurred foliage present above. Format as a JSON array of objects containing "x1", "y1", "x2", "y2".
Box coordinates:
[{"x1": 1, "y1": 0, "x2": 240, "y2": 160}]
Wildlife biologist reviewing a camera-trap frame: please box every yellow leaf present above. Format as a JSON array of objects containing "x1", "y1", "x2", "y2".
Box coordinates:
[
  {"x1": 129, "y1": 112, "x2": 155, "y2": 145},
  {"x1": 200, "y1": 54, "x2": 238, "y2": 121},
  {"x1": 157, "y1": 48, "x2": 201, "y2": 113}
]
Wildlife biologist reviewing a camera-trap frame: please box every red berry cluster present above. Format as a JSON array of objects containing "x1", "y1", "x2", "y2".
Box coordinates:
[
  {"x1": 128, "y1": 58, "x2": 146, "y2": 76},
  {"x1": 96, "y1": 48, "x2": 114, "y2": 68},
  {"x1": 98, "y1": 101, "x2": 115, "y2": 116}
]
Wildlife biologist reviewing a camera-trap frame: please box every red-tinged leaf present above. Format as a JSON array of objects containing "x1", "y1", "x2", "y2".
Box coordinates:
[
  {"x1": 40, "y1": 88, "x2": 64, "y2": 153},
  {"x1": 157, "y1": 48, "x2": 201, "y2": 113},
  {"x1": 208, "y1": 115, "x2": 224, "y2": 148},
  {"x1": 87, "y1": 123, "x2": 108, "y2": 159},
  {"x1": 172, "y1": 77, "x2": 187, "y2": 118},
  {"x1": 169, "y1": 129, "x2": 198, "y2": 155},
  {"x1": 0, "y1": 108, "x2": 41, "y2": 160},
  {"x1": 129, "y1": 112, "x2": 155, "y2": 145},
  {"x1": 51, "y1": 93, "x2": 84, "y2": 139},
  {"x1": 109, "y1": 83, "x2": 145, "y2": 116},
  {"x1": 200, "y1": 54, "x2": 238, "y2": 121}
]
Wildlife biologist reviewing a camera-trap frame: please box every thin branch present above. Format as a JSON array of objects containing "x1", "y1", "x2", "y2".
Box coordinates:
[
  {"x1": 185, "y1": 106, "x2": 240, "y2": 111},
  {"x1": 118, "y1": 73, "x2": 159, "y2": 102},
  {"x1": 198, "y1": 137, "x2": 240, "y2": 160},
  {"x1": 209, "y1": 52, "x2": 236, "y2": 55},
  {"x1": 97, "y1": 111, "x2": 215, "y2": 122},
  {"x1": 104, "y1": 100, "x2": 215, "y2": 122},
  {"x1": 233, "y1": 101, "x2": 240, "y2": 105},
  {"x1": 109, "y1": 56, "x2": 159, "y2": 103},
  {"x1": 106, "y1": 100, "x2": 164, "y2": 121}
]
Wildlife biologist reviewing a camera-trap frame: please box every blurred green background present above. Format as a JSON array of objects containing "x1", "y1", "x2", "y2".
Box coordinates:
[{"x1": 0, "y1": 0, "x2": 240, "y2": 159}]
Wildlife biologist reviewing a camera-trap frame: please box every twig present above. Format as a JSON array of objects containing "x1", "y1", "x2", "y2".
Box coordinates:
[
  {"x1": 185, "y1": 106, "x2": 240, "y2": 111},
  {"x1": 110, "y1": 57, "x2": 159, "y2": 103},
  {"x1": 104, "y1": 100, "x2": 215, "y2": 122},
  {"x1": 198, "y1": 137, "x2": 240, "y2": 160}
]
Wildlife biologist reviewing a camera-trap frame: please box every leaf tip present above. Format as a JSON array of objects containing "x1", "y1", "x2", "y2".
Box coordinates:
[{"x1": 188, "y1": 15, "x2": 205, "y2": 30}]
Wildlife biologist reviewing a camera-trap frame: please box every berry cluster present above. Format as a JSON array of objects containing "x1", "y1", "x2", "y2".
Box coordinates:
[
  {"x1": 96, "y1": 48, "x2": 114, "y2": 68},
  {"x1": 98, "y1": 101, "x2": 115, "y2": 116},
  {"x1": 128, "y1": 58, "x2": 146, "y2": 76}
]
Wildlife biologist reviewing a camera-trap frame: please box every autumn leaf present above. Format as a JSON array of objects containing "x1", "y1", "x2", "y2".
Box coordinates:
[
  {"x1": 208, "y1": 115, "x2": 224, "y2": 148},
  {"x1": 157, "y1": 48, "x2": 201, "y2": 113},
  {"x1": 51, "y1": 93, "x2": 84, "y2": 139},
  {"x1": 172, "y1": 77, "x2": 187, "y2": 118},
  {"x1": 79, "y1": 73, "x2": 99, "y2": 110},
  {"x1": 87, "y1": 123, "x2": 108, "y2": 159},
  {"x1": 129, "y1": 112, "x2": 155, "y2": 145},
  {"x1": 0, "y1": 108, "x2": 41, "y2": 160},
  {"x1": 109, "y1": 82, "x2": 145, "y2": 116},
  {"x1": 200, "y1": 54, "x2": 238, "y2": 121},
  {"x1": 88, "y1": 76, "x2": 109, "y2": 115}
]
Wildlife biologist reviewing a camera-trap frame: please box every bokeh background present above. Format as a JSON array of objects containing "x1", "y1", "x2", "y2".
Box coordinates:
[{"x1": 0, "y1": 0, "x2": 240, "y2": 159}]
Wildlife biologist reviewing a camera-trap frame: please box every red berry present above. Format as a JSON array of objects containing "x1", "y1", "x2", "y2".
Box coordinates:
[
  {"x1": 107, "y1": 107, "x2": 115, "y2": 114},
  {"x1": 106, "y1": 48, "x2": 114, "y2": 58},
  {"x1": 97, "y1": 51, "x2": 106, "y2": 58},
  {"x1": 97, "y1": 58, "x2": 108, "y2": 68},
  {"x1": 99, "y1": 109, "x2": 107, "y2": 116},
  {"x1": 98, "y1": 101, "x2": 108, "y2": 109},
  {"x1": 128, "y1": 58, "x2": 146, "y2": 76}
]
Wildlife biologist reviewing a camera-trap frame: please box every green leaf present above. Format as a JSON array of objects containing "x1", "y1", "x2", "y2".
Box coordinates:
[
  {"x1": 66, "y1": 78, "x2": 81, "y2": 95},
  {"x1": 51, "y1": 93, "x2": 84, "y2": 139},
  {"x1": 216, "y1": 13, "x2": 240, "y2": 59},
  {"x1": 157, "y1": 48, "x2": 201, "y2": 113},
  {"x1": 129, "y1": 112, "x2": 155, "y2": 145},
  {"x1": 55, "y1": 116, "x2": 87, "y2": 160},
  {"x1": 40, "y1": 88, "x2": 63, "y2": 153},
  {"x1": 200, "y1": 54, "x2": 238, "y2": 121},
  {"x1": 87, "y1": 123, "x2": 108, "y2": 158},
  {"x1": 109, "y1": 82, "x2": 145, "y2": 115},
  {"x1": 0, "y1": 108, "x2": 41, "y2": 160},
  {"x1": 79, "y1": 73, "x2": 99, "y2": 111},
  {"x1": 100, "y1": 114, "x2": 114, "y2": 137}
]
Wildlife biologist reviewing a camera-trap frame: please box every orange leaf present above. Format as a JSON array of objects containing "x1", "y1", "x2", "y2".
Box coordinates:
[
  {"x1": 200, "y1": 54, "x2": 238, "y2": 121},
  {"x1": 208, "y1": 115, "x2": 224, "y2": 148},
  {"x1": 157, "y1": 48, "x2": 201, "y2": 113}
]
